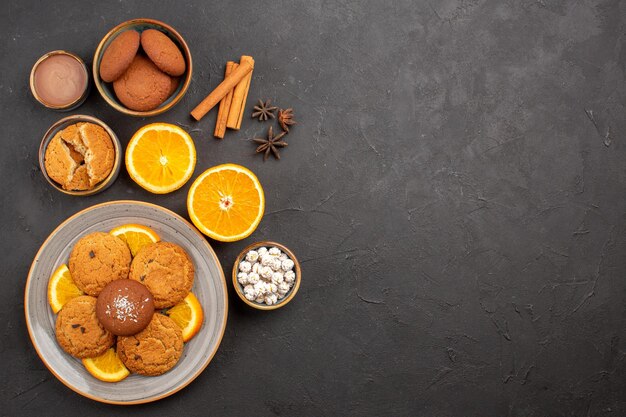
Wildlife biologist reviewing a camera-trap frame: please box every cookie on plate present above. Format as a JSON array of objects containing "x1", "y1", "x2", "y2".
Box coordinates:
[
  {"x1": 117, "y1": 313, "x2": 183, "y2": 376},
  {"x1": 99, "y1": 29, "x2": 140, "y2": 82},
  {"x1": 69, "y1": 232, "x2": 131, "y2": 296},
  {"x1": 129, "y1": 242, "x2": 194, "y2": 309},
  {"x1": 61, "y1": 122, "x2": 115, "y2": 187},
  {"x1": 113, "y1": 54, "x2": 171, "y2": 111},
  {"x1": 55, "y1": 295, "x2": 115, "y2": 358},
  {"x1": 140, "y1": 29, "x2": 186, "y2": 76}
]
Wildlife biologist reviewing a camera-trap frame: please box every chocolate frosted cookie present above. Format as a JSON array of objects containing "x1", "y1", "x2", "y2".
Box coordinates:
[
  {"x1": 69, "y1": 232, "x2": 131, "y2": 296},
  {"x1": 99, "y1": 29, "x2": 140, "y2": 82},
  {"x1": 140, "y1": 29, "x2": 186, "y2": 77},
  {"x1": 113, "y1": 54, "x2": 171, "y2": 111},
  {"x1": 55, "y1": 296, "x2": 115, "y2": 358},
  {"x1": 129, "y1": 242, "x2": 194, "y2": 309},
  {"x1": 96, "y1": 279, "x2": 155, "y2": 336},
  {"x1": 117, "y1": 313, "x2": 183, "y2": 376}
]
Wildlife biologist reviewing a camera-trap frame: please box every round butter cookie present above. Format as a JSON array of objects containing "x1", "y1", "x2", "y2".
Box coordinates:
[
  {"x1": 69, "y1": 232, "x2": 131, "y2": 296},
  {"x1": 129, "y1": 242, "x2": 194, "y2": 309},
  {"x1": 55, "y1": 295, "x2": 115, "y2": 358},
  {"x1": 117, "y1": 313, "x2": 183, "y2": 376}
]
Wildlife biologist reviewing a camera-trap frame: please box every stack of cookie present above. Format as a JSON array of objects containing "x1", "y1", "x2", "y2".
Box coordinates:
[
  {"x1": 55, "y1": 231, "x2": 196, "y2": 377},
  {"x1": 99, "y1": 29, "x2": 185, "y2": 111}
]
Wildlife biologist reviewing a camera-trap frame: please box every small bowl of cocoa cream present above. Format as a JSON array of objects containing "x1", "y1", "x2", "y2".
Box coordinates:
[{"x1": 30, "y1": 50, "x2": 89, "y2": 111}]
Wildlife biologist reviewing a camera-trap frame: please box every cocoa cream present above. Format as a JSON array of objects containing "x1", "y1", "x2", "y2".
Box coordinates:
[{"x1": 33, "y1": 53, "x2": 87, "y2": 107}]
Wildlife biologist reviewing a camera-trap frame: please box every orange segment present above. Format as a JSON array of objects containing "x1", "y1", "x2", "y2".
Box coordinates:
[
  {"x1": 166, "y1": 293, "x2": 203, "y2": 342},
  {"x1": 125, "y1": 123, "x2": 196, "y2": 194},
  {"x1": 82, "y1": 348, "x2": 130, "y2": 382},
  {"x1": 187, "y1": 163, "x2": 265, "y2": 242},
  {"x1": 110, "y1": 223, "x2": 160, "y2": 257},
  {"x1": 48, "y1": 264, "x2": 84, "y2": 313}
]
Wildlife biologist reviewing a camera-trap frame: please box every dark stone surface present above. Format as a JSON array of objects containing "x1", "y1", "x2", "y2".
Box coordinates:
[{"x1": 1, "y1": 0, "x2": 625, "y2": 415}]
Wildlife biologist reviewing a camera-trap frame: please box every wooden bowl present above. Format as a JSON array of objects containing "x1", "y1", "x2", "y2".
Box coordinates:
[
  {"x1": 92, "y1": 18, "x2": 192, "y2": 117},
  {"x1": 232, "y1": 241, "x2": 301, "y2": 310},
  {"x1": 38, "y1": 115, "x2": 122, "y2": 196}
]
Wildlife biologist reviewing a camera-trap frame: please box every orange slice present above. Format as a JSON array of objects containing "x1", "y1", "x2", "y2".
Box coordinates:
[
  {"x1": 166, "y1": 293, "x2": 203, "y2": 342},
  {"x1": 125, "y1": 123, "x2": 196, "y2": 194},
  {"x1": 187, "y1": 163, "x2": 265, "y2": 242},
  {"x1": 110, "y1": 223, "x2": 161, "y2": 257},
  {"x1": 47, "y1": 264, "x2": 84, "y2": 313},
  {"x1": 82, "y1": 348, "x2": 130, "y2": 382}
]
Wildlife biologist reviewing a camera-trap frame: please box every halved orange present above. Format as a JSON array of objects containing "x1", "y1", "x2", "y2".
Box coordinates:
[
  {"x1": 110, "y1": 223, "x2": 161, "y2": 257},
  {"x1": 187, "y1": 163, "x2": 265, "y2": 242},
  {"x1": 82, "y1": 348, "x2": 130, "y2": 382},
  {"x1": 125, "y1": 123, "x2": 197, "y2": 194},
  {"x1": 48, "y1": 264, "x2": 84, "y2": 313},
  {"x1": 166, "y1": 292, "x2": 203, "y2": 342}
]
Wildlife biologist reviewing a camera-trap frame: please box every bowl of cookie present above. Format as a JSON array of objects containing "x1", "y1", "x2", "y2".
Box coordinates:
[
  {"x1": 93, "y1": 19, "x2": 192, "y2": 117},
  {"x1": 39, "y1": 114, "x2": 122, "y2": 196}
]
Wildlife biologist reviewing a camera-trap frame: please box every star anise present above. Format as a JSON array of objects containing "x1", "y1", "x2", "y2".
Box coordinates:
[
  {"x1": 251, "y1": 99, "x2": 277, "y2": 121},
  {"x1": 253, "y1": 126, "x2": 288, "y2": 160},
  {"x1": 278, "y1": 108, "x2": 296, "y2": 132}
]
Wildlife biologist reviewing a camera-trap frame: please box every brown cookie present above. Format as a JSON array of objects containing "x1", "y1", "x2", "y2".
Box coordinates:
[
  {"x1": 140, "y1": 29, "x2": 186, "y2": 76},
  {"x1": 99, "y1": 29, "x2": 140, "y2": 82},
  {"x1": 55, "y1": 295, "x2": 115, "y2": 358},
  {"x1": 129, "y1": 242, "x2": 194, "y2": 309},
  {"x1": 69, "y1": 232, "x2": 131, "y2": 296},
  {"x1": 44, "y1": 131, "x2": 78, "y2": 188},
  {"x1": 168, "y1": 76, "x2": 179, "y2": 97},
  {"x1": 117, "y1": 313, "x2": 183, "y2": 376},
  {"x1": 96, "y1": 279, "x2": 155, "y2": 336},
  {"x1": 113, "y1": 54, "x2": 171, "y2": 111},
  {"x1": 61, "y1": 122, "x2": 115, "y2": 187}
]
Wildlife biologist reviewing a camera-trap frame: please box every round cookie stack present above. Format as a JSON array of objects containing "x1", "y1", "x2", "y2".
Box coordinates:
[
  {"x1": 53, "y1": 230, "x2": 198, "y2": 379},
  {"x1": 99, "y1": 28, "x2": 186, "y2": 111}
]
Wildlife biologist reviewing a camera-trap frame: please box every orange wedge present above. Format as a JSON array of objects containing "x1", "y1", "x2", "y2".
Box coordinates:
[
  {"x1": 82, "y1": 348, "x2": 130, "y2": 382},
  {"x1": 125, "y1": 123, "x2": 196, "y2": 194},
  {"x1": 166, "y1": 293, "x2": 203, "y2": 342},
  {"x1": 187, "y1": 163, "x2": 265, "y2": 242},
  {"x1": 110, "y1": 223, "x2": 160, "y2": 257},
  {"x1": 48, "y1": 264, "x2": 84, "y2": 313}
]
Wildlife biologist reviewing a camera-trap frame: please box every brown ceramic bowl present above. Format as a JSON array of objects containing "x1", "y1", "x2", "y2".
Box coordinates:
[
  {"x1": 232, "y1": 241, "x2": 301, "y2": 311},
  {"x1": 92, "y1": 18, "x2": 192, "y2": 117},
  {"x1": 38, "y1": 115, "x2": 122, "y2": 196}
]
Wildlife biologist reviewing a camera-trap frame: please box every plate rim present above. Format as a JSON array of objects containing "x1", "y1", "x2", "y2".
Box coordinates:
[{"x1": 24, "y1": 200, "x2": 228, "y2": 405}]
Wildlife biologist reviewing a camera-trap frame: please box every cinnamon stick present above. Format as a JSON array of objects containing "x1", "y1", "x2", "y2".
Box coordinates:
[
  {"x1": 234, "y1": 64, "x2": 253, "y2": 129},
  {"x1": 190, "y1": 57, "x2": 254, "y2": 121},
  {"x1": 226, "y1": 56, "x2": 254, "y2": 130},
  {"x1": 213, "y1": 61, "x2": 236, "y2": 139}
]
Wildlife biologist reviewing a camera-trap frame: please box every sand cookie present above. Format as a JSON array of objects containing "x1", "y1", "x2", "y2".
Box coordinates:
[
  {"x1": 117, "y1": 313, "x2": 183, "y2": 376},
  {"x1": 129, "y1": 242, "x2": 194, "y2": 309},
  {"x1": 45, "y1": 122, "x2": 115, "y2": 191},
  {"x1": 69, "y1": 232, "x2": 131, "y2": 296},
  {"x1": 141, "y1": 29, "x2": 186, "y2": 77},
  {"x1": 55, "y1": 296, "x2": 115, "y2": 358},
  {"x1": 113, "y1": 54, "x2": 171, "y2": 111},
  {"x1": 99, "y1": 29, "x2": 140, "y2": 82}
]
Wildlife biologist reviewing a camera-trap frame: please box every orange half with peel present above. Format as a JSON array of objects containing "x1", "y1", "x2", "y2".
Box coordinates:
[{"x1": 187, "y1": 163, "x2": 264, "y2": 242}]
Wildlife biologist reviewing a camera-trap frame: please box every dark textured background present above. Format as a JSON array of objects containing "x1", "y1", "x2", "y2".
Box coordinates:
[{"x1": 1, "y1": 0, "x2": 626, "y2": 416}]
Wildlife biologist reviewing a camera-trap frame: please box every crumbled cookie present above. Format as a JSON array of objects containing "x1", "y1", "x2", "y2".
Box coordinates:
[
  {"x1": 141, "y1": 29, "x2": 186, "y2": 77},
  {"x1": 55, "y1": 295, "x2": 115, "y2": 358},
  {"x1": 117, "y1": 313, "x2": 183, "y2": 376},
  {"x1": 69, "y1": 232, "x2": 131, "y2": 296},
  {"x1": 99, "y1": 29, "x2": 140, "y2": 83},
  {"x1": 113, "y1": 54, "x2": 171, "y2": 111},
  {"x1": 44, "y1": 122, "x2": 115, "y2": 191},
  {"x1": 129, "y1": 242, "x2": 194, "y2": 309}
]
